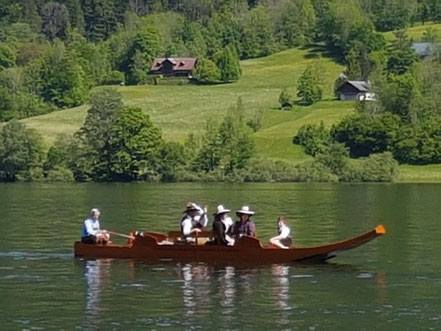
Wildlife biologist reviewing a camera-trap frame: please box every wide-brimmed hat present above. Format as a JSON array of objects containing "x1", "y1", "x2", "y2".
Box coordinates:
[
  {"x1": 183, "y1": 202, "x2": 199, "y2": 213},
  {"x1": 236, "y1": 205, "x2": 254, "y2": 216},
  {"x1": 213, "y1": 204, "x2": 231, "y2": 216}
]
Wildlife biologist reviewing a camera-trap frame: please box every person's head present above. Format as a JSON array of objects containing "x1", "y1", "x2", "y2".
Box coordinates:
[
  {"x1": 213, "y1": 205, "x2": 230, "y2": 220},
  {"x1": 277, "y1": 216, "x2": 287, "y2": 227},
  {"x1": 236, "y1": 206, "x2": 254, "y2": 222},
  {"x1": 90, "y1": 208, "x2": 100, "y2": 219},
  {"x1": 184, "y1": 202, "x2": 198, "y2": 216}
]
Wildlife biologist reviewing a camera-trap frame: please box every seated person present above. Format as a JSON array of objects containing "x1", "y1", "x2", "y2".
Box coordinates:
[
  {"x1": 269, "y1": 216, "x2": 292, "y2": 249},
  {"x1": 81, "y1": 208, "x2": 110, "y2": 244},
  {"x1": 212, "y1": 205, "x2": 235, "y2": 246},
  {"x1": 232, "y1": 205, "x2": 256, "y2": 238},
  {"x1": 181, "y1": 202, "x2": 208, "y2": 237}
]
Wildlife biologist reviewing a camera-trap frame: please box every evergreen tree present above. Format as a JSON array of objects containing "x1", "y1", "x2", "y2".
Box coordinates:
[
  {"x1": 82, "y1": 0, "x2": 117, "y2": 42},
  {"x1": 194, "y1": 57, "x2": 221, "y2": 83},
  {"x1": 0, "y1": 44, "x2": 15, "y2": 70}
]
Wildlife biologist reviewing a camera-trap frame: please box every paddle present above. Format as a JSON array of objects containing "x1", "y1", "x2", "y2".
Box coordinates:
[{"x1": 107, "y1": 231, "x2": 135, "y2": 240}]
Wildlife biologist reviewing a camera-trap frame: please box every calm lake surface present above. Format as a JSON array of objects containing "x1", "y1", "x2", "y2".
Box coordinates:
[{"x1": 0, "y1": 183, "x2": 440, "y2": 330}]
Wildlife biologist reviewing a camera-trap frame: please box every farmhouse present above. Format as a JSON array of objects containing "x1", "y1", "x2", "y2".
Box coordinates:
[
  {"x1": 150, "y1": 57, "x2": 197, "y2": 78},
  {"x1": 336, "y1": 80, "x2": 375, "y2": 101}
]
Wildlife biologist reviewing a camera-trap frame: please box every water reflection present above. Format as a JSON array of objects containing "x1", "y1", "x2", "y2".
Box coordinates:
[{"x1": 82, "y1": 259, "x2": 111, "y2": 327}]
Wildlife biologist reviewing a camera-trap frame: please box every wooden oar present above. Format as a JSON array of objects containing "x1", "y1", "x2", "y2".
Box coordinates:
[{"x1": 107, "y1": 231, "x2": 135, "y2": 239}]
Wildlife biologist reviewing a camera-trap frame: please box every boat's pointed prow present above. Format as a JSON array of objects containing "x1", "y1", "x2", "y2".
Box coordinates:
[{"x1": 375, "y1": 224, "x2": 386, "y2": 235}]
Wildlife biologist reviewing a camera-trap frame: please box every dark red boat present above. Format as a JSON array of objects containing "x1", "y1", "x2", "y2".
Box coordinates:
[{"x1": 74, "y1": 225, "x2": 386, "y2": 263}]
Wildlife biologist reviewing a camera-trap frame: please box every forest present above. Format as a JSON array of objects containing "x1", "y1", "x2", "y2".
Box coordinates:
[{"x1": 1, "y1": 0, "x2": 441, "y2": 182}]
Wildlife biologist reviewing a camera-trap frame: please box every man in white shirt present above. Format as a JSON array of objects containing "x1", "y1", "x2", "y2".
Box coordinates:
[
  {"x1": 181, "y1": 202, "x2": 208, "y2": 237},
  {"x1": 81, "y1": 208, "x2": 110, "y2": 244}
]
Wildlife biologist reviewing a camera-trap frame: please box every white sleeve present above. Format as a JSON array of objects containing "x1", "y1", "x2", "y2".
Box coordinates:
[{"x1": 182, "y1": 217, "x2": 192, "y2": 236}]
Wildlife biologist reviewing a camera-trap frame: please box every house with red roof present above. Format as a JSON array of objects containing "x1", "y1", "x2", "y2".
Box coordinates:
[{"x1": 149, "y1": 57, "x2": 197, "y2": 78}]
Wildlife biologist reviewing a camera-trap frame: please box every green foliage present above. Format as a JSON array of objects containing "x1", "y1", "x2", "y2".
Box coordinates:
[
  {"x1": 0, "y1": 120, "x2": 45, "y2": 181},
  {"x1": 76, "y1": 88, "x2": 123, "y2": 181},
  {"x1": 0, "y1": 87, "x2": 14, "y2": 121},
  {"x1": 41, "y1": 2, "x2": 70, "y2": 41},
  {"x1": 157, "y1": 141, "x2": 186, "y2": 182},
  {"x1": 386, "y1": 31, "x2": 419, "y2": 75},
  {"x1": 194, "y1": 57, "x2": 221, "y2": 83},
  {"x1": 279, "y1": 88, "x2": 293, "y2": 110},
  {"x1": 214, "y1": 44, "x2": 241, "y2": 82},
  {"x1": 297, "y1": 63, "x2": 322, "y2": 105},
  {"x1": 0, "y1": 44, "x2": 15, "y2": 70},
  {"x1": 331, "y1": 112, "x2": 401, "y2": 157},
  {"x1": 246, "y1": 109, "x2": 263, "y2": 132},
  {"x1": 109, "y1": 107, "x2": 163, "y2": 181},
  {"x1": 82, "y1": 0, "x2": 117, "y2": 42},
  {"x1": 293, "y1": 122, "x2": 330, "y2": 156}
]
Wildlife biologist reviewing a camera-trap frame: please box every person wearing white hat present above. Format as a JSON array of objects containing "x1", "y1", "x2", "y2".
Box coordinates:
[
  {"x1": 81, "y1": 208, "x2": 110, "y2": 244},
  {"x1": 212, "y1": 205, "x2": 235, "y2": 246},
  {"x1": 232, "y1": 205, "x2": 256, "y2": 238},
  {"x1": 181, "y1": 202, "x2": 208, "y2": 237}
]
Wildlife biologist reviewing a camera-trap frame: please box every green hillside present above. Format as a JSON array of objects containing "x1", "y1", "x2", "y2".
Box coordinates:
[
  {"x1": 383, "y1": 22, "x2": 441, "y2": 41},
  {"x1": 23, "y1": 46, "x2": 353, "y2": 163}
]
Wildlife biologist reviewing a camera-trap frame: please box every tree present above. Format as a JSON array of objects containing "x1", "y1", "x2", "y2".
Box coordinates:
[
  {"x1": 279, "y1": 87, "x2": 293, "y2": 109},
  {"x1": 41, "y1": 2, "x2": 70, "y2": 41},
  {"x1": 82, "y1": 0, "x2": 117, "y2": 42},
  {"x1": 0, "y1": 120, "x2": 45, "y2": 181},
  {"x1": 386, "y1": 31, "x2": 419, "y2": 75},
  {"x1": 77, "y1": 88, "x2": 123, "y2": 181},
  {"x1": 194, "y1": 57, "x2": 221, "y2": 83},
  {"x1": 297, "y1": 63, "x2": 322, "y2": 105},
  {"x1": 213, "y1": 44, "x2": 241, "y2": 82},
  {"x1": 109, "y1": 107, "x2": 163, "y2": 181},
  {"x1": 0, "y1": 44, "x2": 15, "y2": 70}
]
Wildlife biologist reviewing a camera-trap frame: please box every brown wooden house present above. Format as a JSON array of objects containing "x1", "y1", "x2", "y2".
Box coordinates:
[{"x1": 149, "y1": 57, "x2": 197, "y2": 78}]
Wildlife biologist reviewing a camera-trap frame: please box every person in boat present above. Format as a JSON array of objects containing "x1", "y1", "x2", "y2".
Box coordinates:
[
  {"x1": 181, "y1": 202, "x2": 208, "y2": 237},
  {"x1": 81, "y1": 208, "x2": 110, "y2": 244},
  {"x1": 269, "y1": 216, "x2": 292, "y2": 249},
  {"x1": 212, "y1": 205, "x2": 235, "y2": 246},
  {"x1": 232, "y1": 205, "x2": 256, "y2": 238}
]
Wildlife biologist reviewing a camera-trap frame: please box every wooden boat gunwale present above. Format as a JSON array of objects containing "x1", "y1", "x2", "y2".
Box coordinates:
[{"x1": 74, "y1": 225, "x2": 386, "y2": 263}]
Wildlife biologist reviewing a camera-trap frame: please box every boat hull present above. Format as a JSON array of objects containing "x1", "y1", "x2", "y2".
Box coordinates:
[{"x1": 74, "y1": 225, "x2": 386, "y2": 263}]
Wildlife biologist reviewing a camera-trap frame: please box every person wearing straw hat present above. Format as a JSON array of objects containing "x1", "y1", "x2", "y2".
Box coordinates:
[
  {"x1": 181, "y1": 202, "x2": 208, "y2": 237},
  {"x1": 232, "y1": 205, "x2": 256, "y2": 238},
  {"x1": 212, "y1": 205, "x2": 235, "y2": 246},
  {"x1": 81, "y1": 208, "x2": 110, "y2": 244}
]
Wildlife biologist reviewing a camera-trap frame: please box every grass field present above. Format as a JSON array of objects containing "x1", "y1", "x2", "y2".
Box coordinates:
[
  {"x1": 20, "y1": 38, "x2": 441, "y2": 181},
  {"x1": 383, "y1": 22, "x2": 441, "y2": 41},
  {"x1": 23, "y1": 46, "x2": 353, "y2": 163}
]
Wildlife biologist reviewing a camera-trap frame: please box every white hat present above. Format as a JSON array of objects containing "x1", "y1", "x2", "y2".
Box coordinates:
[
  {"x1": 213, "y1": 205, "x2": 231, "y2": 216},
  {"x1": 236, "y1": 205, "x2": 254, "y2": 216},
  {"x1": 90, "y1": 208, "x2": 100, "y2": 215}
]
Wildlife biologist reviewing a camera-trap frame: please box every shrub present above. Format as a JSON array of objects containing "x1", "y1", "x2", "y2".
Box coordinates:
[{"x1": 294, "y1": 122, "x2": 330, "y2": 156}]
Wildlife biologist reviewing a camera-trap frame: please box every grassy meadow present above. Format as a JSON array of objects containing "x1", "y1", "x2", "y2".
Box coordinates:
[{"x1": 20, "y1": 24, "x2": 441, "y2": 181}]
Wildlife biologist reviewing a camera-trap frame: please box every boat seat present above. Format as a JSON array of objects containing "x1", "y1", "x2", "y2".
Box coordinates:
[{"x1": 168, "y1": 230, "x2": 214, "y2": 245}]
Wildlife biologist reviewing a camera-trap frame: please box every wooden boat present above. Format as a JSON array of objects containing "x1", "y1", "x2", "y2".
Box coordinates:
[{"x1": 74, "y1": 225, "x2": 386, "y2": 263}]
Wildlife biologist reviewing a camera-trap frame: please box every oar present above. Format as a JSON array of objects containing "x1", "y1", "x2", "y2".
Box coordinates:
[{"x1": 107, "y1": 231, "x2": 135, "y2": 239}]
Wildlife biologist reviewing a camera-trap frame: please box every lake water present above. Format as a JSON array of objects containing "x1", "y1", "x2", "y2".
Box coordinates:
[{"x1": 0, "y1": 183, "x2": 440, "y2": 329}]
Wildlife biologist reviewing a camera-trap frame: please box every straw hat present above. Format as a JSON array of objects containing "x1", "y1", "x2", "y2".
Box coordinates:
[
  {"x1": 213, "y1": 205, "x2": 231, "y2": 216},
  {"x1": 90, "y1": 208, "x2": 100, "y2": 215},
  {"x1": 236, "y1": 205, "x2": 255, "y2": 216}
]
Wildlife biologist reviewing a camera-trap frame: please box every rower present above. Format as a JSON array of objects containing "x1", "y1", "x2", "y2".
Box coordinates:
[
  {"x1": 269, "y1": 216, "x2": 292, "y2": 249},
  {"x1": 181, "y1": 202, "x2": 208, "y2": 238},
  {"x1": 232, "y1": 205, "x2": 256, "y2": 238},
  {"x1": 81, "y1": 208, "x2": 110, "y2": 244}
]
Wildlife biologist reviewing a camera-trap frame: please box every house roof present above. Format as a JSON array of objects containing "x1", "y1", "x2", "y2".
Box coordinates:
[
  {"x1": 150, "y1": 57, "x2": 197, "y2": 72},
  {"x1": 411, "y1": 42, "x2": 433, "y2": 57},
  {"x1": 337, "y1": 80, "x2": 371, "y2": 93}
]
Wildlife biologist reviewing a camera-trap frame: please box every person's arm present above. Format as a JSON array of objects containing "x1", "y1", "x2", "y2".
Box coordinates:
[{"x1": 248, "y1": 222, "x2": 257, "y2": 237}]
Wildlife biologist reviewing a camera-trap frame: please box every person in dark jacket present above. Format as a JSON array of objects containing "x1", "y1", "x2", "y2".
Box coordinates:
[
  {"x1": 232, "y1": 205, "x2": 256, "y2": 238},
  {"x1": 212, "y1": 205, "x2": 235, "y2": 246}
]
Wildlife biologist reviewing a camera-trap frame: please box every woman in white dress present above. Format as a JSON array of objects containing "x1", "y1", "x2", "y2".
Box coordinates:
[{"x1": 269, "y1": 217, "x2": 292, "y2": 249}]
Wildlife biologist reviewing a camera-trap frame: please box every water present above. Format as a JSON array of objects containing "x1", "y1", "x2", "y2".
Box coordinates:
[{"x1": 0, "y1": 183, "x2": 440, "y2": 329}]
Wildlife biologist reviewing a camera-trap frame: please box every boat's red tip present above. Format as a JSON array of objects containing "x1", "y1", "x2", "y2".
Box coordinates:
[{"x1": 375, "y1": 224, "x2": 386, "y2": 235}]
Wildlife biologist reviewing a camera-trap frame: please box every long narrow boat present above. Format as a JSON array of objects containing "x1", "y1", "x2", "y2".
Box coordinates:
[{"x1": 74, "y1": 225, "x2": 386, "y2": 263}]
